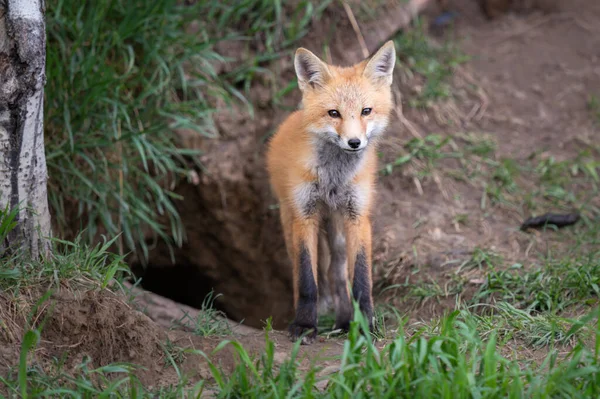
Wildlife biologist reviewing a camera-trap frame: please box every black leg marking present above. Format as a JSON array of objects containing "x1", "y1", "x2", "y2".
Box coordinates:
[
  {"x1": 352, "y1": 248, "x2": 373, "y2": 330},
  {"x1": 289, "y1": 244, "x2": 318, "y2": 344}
]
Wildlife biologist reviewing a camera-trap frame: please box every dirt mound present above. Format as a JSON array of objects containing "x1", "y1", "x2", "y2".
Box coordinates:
[
  {"x1": 44, "y1": 289, "x2": 161, "y2": 368},
  {"x1": 0, "y1": 287, "x2": 165, "y2": 385}
]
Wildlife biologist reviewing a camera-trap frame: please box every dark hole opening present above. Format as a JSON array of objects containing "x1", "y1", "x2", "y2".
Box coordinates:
[{"x1": 131, "y1": 263, "x2": 226, "y2": 315}]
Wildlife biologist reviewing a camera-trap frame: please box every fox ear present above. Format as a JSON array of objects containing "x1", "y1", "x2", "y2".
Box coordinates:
[
  {"x1": 294, "y1": 48, "x2": 331, "y2": 90},
  {"x1": 363, "y1": 40, "x2": 396, "y2": 86}
]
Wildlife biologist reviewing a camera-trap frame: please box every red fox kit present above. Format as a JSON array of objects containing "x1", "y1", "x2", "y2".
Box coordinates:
[{"x1": 266, "y1": 41, "x2": 396, "y2": 344}]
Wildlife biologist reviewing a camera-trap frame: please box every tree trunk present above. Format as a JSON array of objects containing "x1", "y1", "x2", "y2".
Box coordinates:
[{"x1": 0, "y1": 0, "x2": 51, "y2": 258}]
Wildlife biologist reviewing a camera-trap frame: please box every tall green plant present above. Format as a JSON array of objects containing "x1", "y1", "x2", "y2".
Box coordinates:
[
  {"x1": 45, "y1": 0, "x2": 229, "y2": 259},
  {"x1": 45, "y1": 0, "x2": 332, "y2": 260}
]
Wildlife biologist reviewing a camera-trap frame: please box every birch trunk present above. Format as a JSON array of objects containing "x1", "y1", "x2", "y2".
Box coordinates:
[{"x1": 0, "y1": 0, "x2": 51, "y2": 258}]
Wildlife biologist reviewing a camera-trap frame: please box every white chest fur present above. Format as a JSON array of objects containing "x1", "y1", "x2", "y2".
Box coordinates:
[{"x1": 293, "y1": 142, "x2": 367, "y2": 218}]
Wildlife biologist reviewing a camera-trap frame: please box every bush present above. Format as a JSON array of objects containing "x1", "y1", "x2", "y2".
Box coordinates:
[
  {"x1": 45, "y1": 0, "x2": 231, "y2": 259},
  {"x1": 45, "y1": 0, "x2": 331, "y2": 260}
]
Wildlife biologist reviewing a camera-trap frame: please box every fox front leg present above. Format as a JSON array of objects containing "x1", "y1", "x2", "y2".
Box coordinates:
[
  {"x1": 289, "y1": 217, "x2": 320, "y2": 344},
  {"x1": 344, "y1": 215, "x2": 374, "y2": 330}
]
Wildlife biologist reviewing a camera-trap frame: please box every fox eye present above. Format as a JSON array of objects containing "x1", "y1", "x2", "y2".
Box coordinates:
[
  {"x1": 361, "y1": 108, "x2": 372, "y2": 116},
  {"x1": 328, "y1": 110, "x2": 341, "y2": 118}
]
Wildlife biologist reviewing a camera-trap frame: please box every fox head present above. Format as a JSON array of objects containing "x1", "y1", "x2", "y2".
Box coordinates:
[{"x1": 294, "y1": 41, "x2": 396, "y2": 153}]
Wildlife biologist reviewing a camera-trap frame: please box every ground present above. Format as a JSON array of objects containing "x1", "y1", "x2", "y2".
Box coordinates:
[
  {"x1": 372, "y1": 0, "x2": 600, "y2": 320},
  {"x1": 2, "y1": 0, "x2": 600, "y2": 394}
]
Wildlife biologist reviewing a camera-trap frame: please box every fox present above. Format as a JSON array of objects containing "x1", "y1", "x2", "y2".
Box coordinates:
[{"x1": 266, "y1": 41, "x2": 396, "y2": 344}]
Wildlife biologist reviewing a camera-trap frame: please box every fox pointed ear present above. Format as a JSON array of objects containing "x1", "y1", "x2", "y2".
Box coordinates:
[
  {"x1": 363, "y1": 40, "x2": 396, "y2": 86},
  {"x1": 294, "y1": 48, "x2": 331, "y2": 90}
]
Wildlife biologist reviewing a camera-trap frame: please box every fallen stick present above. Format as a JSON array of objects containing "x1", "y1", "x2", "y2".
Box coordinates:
[
  {"x1": 343, "y1": 2, "x2": 370, "y2": 58},
  {"x1": 337, "y1": 0, "x2": 436, "y2": 63},
  {"x1": 520, "y1": 212, "x2": 581, "y2": 231},
  {"x1": 123, "y1": 281, "x2": 259, "y2": 335},
  {"x1": 362, "y1": 0, "x2": 435, "y2": 52}
]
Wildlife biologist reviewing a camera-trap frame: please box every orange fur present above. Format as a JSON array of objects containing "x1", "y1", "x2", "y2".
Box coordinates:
[{"x1": 266, "y1": 41, "x2": 396, "y2": 344}]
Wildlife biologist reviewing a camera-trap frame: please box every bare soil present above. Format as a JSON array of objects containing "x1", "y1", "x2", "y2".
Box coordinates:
[
  {"x1": 0, "y1": 285, "x2": 355, "y2": 391},
  {"x1": 3, "y1": 0, "x2": 600, "y2": 390},
  {"x1": 372, "y1": 0, "x2": 600, "y2": 317}
]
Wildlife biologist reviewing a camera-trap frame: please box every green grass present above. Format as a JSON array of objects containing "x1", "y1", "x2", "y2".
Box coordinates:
[
  {"x1": 162, "y1": 338, "x2": 188, "y2": 367},
  {"x1": 3, "y1": 205, "x2": 600, "y2": 396},
  {"x1": 376, "y1": 131, "x2": 600, "y2": 368},
  {"x1": 4, "y1": 301, "x2": 600, "y2": 398},
  {"x1": 589, "y1": 94, "x2": 600, "y2": 125},
  {"x1": 45, "y1": 0, "x2": 332, "y2": 261},
  {"x1": 210, "y1": 0, "x2": 331, "y2": 52},
  {"x1": 0, "y1": 208, "x2": 225, "y2": 397},
  {"x1": 382, "y1": 130, "x2": 600, "y2": 218},
  {"x1": 46, "y1": 0, "x2": 225, "y2": 260},
  {"x1": 393, "y1": 18, "x2": 468, "y2": 108},
  {"x1": 458, "y1": 247, "x2": 502, "y2": 272},
  {"x1": 7, "y1": 3, "x2": 600, "y2": 395},
  {"x1": 381, "y1": 134, "x2": 460, "y2": 176},
  {"x1": 0, "y1": 203, "x2": 19, "y2": 259},
  {"x1": 409, "y1": 279, "x2": 450, "y2": 300},
  {"x1": 0, "y1": 233, "x2": 128, "y2": 293},
  {"x1": 482, "y1": 158, "x2": 521, "y2": 207},
  {"x1": 206, "y1": 308, "x2": 600, "y2": 398},
  {"x1": 174, "y1": 291, "x2": 233, "y2": 337},
  {"x1": 469, "y1": 302, "x2": 578, "y2": 349},
  {"x1": 1, "y1": 351, "x2": 207, "y2": 398},
  {"x1": 0, "y1": 233, "x2": 130, "y2": 295},
  {"x1": 474, "y1": 244, "x2": 600, "y2": 313}
]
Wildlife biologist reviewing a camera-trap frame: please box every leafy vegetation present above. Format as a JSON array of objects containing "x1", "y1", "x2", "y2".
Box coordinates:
[
  {"x1": 474, "y1": 229, "x2": 600, "y2": 313},
  {"x1": 45, "y1": 0, "x2": 332, "y2": 260},
  {"x1": 4, "y1": 301, "x2": 600, "y2": 397},
  {"x1": 589, "y1": 94, "x2": 600, "y2": 124},
  {"x1": 175, "y1": 291, "x2": 233, "y2": 337},
  {"x1": 394, "y1": 19, "x2": 468, "y2": 107}
]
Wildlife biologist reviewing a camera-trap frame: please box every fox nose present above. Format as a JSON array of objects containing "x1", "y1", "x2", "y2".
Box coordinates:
[{"x1": 348, "y1": 138, "x2": 361, "y2": 149}]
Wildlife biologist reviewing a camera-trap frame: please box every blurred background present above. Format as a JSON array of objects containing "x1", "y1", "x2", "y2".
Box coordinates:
[{"x1": 45, "y1": 0, "x2": 600, "y2": 331}]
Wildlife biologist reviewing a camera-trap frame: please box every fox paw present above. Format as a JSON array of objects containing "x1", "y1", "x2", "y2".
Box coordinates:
[
  {"x1": 288, "y1": 322, "x2": 317, "y2": 345},
  {"x1": 334, "y1": 319, "x2": 351, "y2": 332}
]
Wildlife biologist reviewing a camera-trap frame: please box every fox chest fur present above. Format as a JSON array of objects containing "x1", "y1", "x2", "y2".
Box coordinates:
[{"x1": 294, "y1": 141, "x2": 368, "y2": 219}]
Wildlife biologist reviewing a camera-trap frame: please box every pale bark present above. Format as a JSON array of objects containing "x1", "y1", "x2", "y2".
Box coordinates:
[{"x1": 0, "y1": 0, "x2": 51, "y2": 258}]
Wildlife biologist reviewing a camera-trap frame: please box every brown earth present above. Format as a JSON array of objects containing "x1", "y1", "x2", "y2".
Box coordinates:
[
  {"x1": 0, "y1": 283, "x2": 357, "y2": 392},
  {"x1": 3, "y1": 0, "x2": 597, "y2": 390},
  {"x1": 373, "y1": 0, "x2": 600, "y2": 319},
  {"x1": 0, "y1": 287, "x2": 168, "y2": 387},
  {"x1": 132, "y1": 0, "x2": 600, "y2": 328}
]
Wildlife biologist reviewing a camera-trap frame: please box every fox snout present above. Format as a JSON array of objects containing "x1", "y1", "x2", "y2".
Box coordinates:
[
  {"x1": 348, "y1": 138, "x2": 361, "y2": 149},
  {"x1": 340, "y1": 136, "x2": 367, "y2": 152},
  {"x1": 338, "y1": 119, "x2": 368, "y2": 152}
]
